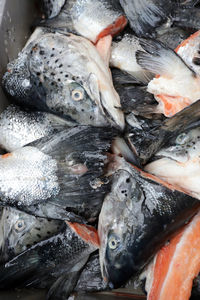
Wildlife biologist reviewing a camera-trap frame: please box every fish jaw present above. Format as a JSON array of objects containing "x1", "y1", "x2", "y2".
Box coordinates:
[{"x1": 98, "y1": 168, "x2": 143, "y2": 287}]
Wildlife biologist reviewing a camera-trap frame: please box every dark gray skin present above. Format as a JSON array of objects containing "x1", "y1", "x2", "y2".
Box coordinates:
[
  {"x1": 111, "y1": 68, "x2": 158, "y2": 117},
  {"x1": 124, "y1": 100, "x2": 200, "y2": 165},
  {"x1": 0, "y1": 222, "x2": 98, "y2": 290},
  {"x1": 42, "y1": 0, "x2": 66, "y2": 19},
  {"x1": 119, "y1": 0, "x2": 174, "y2": 37},
  {"x1": 47, "y1": 253, "x2": 109, "y2": 300},
  {"x1": 0, "y1": 206, "x2": 63, "y2": 264},
  {"x1": 0, "y1": 126, "x2": 114, "y2": 222},
  {"x1": 98, "y1": 157, "x2": 200, "y2": 288}
]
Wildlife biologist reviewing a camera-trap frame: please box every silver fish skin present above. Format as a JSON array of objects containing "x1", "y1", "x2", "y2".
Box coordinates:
[
  {"x1": 110, "y1": 34, "x2": 152, "y2": 83},
  {"x1": 0, "y1": 105, "x2": 72, "y2": 152},
  {"x1": 43, "y1": 0, "x2": 127, "y2": 43},
  {"x1": 0, "y1": 126, "x2": 114, "y2": 222},
  {"x1": 0, "y1": 206, "x2": 63, "y2": 263},
  {"x1": 3, "y1": 30, "x2": 124, "y2": 130},
  {"x1": 98, "y1": 156, "x2": 200, "y2": 288}
]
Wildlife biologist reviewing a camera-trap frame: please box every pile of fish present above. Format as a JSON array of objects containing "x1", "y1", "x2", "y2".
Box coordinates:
[{"x1": 2, "y1": 0, "x2": 200, "y2": 299}]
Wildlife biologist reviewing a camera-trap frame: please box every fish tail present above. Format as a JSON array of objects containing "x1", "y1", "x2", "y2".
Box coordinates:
[{"x1": 136, "y1": 38, "x2": 194, "y2": 76}]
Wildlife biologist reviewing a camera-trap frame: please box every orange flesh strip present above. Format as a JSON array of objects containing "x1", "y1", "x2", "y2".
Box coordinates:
[
  {"x1": 157, "y1": 94, "x2": 191, "y2": 117},
  {"x1": 1, "y1": 153, "x2": 12, "y2": 159},
  {"x1": 155, "y1": 30, "x2": 200, "y2": 116},
  {"x1": 175, "y1": 30, "x2": 200, "y2": 53},
  {"x1": 96, "y1": 15, "x2": 127, "y2": 43},
  {"x1": 95, "y1": 35, "x2": 112, "y2": 66},
  {"x1": 66, "y1": 221, "x2": 100, "y2": 248},
  {"x1": 148, "y1": 211, "x2": 200, "y2": 300}
]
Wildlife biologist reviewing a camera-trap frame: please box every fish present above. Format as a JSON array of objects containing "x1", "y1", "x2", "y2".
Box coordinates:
[
  {"x1": 3, "y1": 30, "x2": 124, "y2": 129},
  {"x1": 144, "y1": 210, "x2": 200, "y2": 300},
  {"x1": 156, "y1": 26, "x2": 190, "y2": 50},
  {"x1": 144, "y1": 123, "x2": 200, "y2": 200},
  {"x1": 123, "y1": 100, "x2": 200, "y2": 165},
  {"x1": 47, "y1": 252, "x2": 109, "y2": 300},
  {"x1": 0, "y1": 105, "x2": 73, "y2": 152},
  {"x1": 172, "y1": 7, "x2": 200, "y2": 30},
  {"x1": 42, "y1": 0, "x2": 66, "y2": 19},
  {"x1": 0, "y1": 222, "x2": 99, "y2": 290},
  {"x1": 110, "y1": 34, "x2": 152, "y2": 83},
  {"x1": 136, "y1": 32, "x2": 200, "y2": 117},
  {"x1": 0, "y1": 126, "x2": 114, "y2": 222},
  {"x1": 0, "y1": 206, "x2": 63, "y2": 263},
  {"x1": 111, "y1": 68, "x2": 158, "y2": 117},
  {"x1": 42, "y1": 0, "x2": 127, "y2": 43},
  {"x1": 119, "y1": 0, "x2": 173, "y2": 37},
  {"x1": 98, "y1": 155, "x2": 200, "y2": 288}
]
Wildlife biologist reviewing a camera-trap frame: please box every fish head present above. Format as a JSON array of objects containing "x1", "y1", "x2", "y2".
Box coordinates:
[
  {"x1": 0, "y1": 207, "x2": 64, "y2": 261},
  {"x1": 0, "y1": 207, "x2": 36, "y2": 260},
  {"x1": 98, "y1": 168, "x2": 144, "y2": 288},
  {"x1": 2, "y1": 56, "x2": 32, "y2": 102}
]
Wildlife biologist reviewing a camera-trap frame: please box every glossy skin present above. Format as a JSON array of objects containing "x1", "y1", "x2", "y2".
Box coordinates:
[
  {"x1": 0, "y1": 105, "x2": 72, "y2": 152},
  {"x1": 98, "y1": 157, "x2": 200, "y2": 288},
  {"x1": 3, "y1": 30, "x2": 124, "y2": 129},
  {"x1": 124, "y1": 100, "x2": 200, "y2": 165},
  {"x1": 119, "y1": 0, "x2": 173, "y2": 37},
  {"x1": 43, "y1": 0, "x2": 126, "y2": 43},
  {"x1": 0, "y1": 222, "x2": 98, "y2": 289},
  {"x1": 0, "y1": 207, "x2": 63, "y2": 263},
  {"x1": 0, "y1": 126, "x2": 114, "y2": 222}
]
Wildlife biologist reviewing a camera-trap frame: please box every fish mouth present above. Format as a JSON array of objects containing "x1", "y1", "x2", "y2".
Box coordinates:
[{"x1": 99, "y1": 91, "x2": 125, "y2": 130}]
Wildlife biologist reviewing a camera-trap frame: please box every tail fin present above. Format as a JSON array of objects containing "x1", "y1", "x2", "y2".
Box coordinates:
[
  {"x1": 119, "y1": 0, "x2": 173, "y2": 37},
  {"x1": 136, "y1": 38, "x2": 194, "y2": 77}
]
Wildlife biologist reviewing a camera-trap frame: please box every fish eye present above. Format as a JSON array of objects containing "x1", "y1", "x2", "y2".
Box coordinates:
[
  {"x1": 176, "y1": 133, "x2": 189, "y2": 145},
  {"x1": 14, "y1": 219, "x2": 26, "y2": 232},
  {"x1": 71, "y1": 89, "x2": 84, "y2": 101},
  {"x1": 108, "y1": 236, "x2": 119, "y2": 250}
]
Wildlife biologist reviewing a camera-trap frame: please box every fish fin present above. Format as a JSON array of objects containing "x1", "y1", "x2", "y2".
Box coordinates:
[
  {"x1": 24, "y1": 202, "x2": 86, "y2": 223},
  {"x1": 31, "y1": 126, "x2": 115, "y2": 221},
  {"x1": 111, "y1": 68, "x2": 146, "y2": 86},
  {"x1": 119, "y1": 0, "x2": 173, "y2": 37},
  {"x1": 47, "y1": 257, "x2": 89, "y2": 300},
  {"x1": 0, "y1": 252, "x2": 40, "y2": 288},
  {"x1": 136, "y1": 38, "x2": 194, "y2": 76},
  {"x1": 162, "y1": 99, "x2": 200, "y2": 133}
]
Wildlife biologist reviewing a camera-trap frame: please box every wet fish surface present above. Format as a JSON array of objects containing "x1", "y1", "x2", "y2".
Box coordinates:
[
  {"x1": 0, "y1": 105, "x2": 72, "y2": 152},
  {"x1": 0, "y1": 222, "x2": 99, "y2": 290},
  {"x1": 3, "y1": 31, "x2": 124, "y2": 129},
  {"x1": 119, "y1": 0, "x2": 173, "y2": 37},
  {"x1": 43, "y1": 0, "x2": 127, "y2": 43},
  {"x1": 0, "y1": 206, "x2": 63, "y2": 263},
  {"x1": 98, "y1": 156, "x2": 200, "y2": 288},
  {"x1": 0, "y1": 126, "x2": 114, "y2": 222}
]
